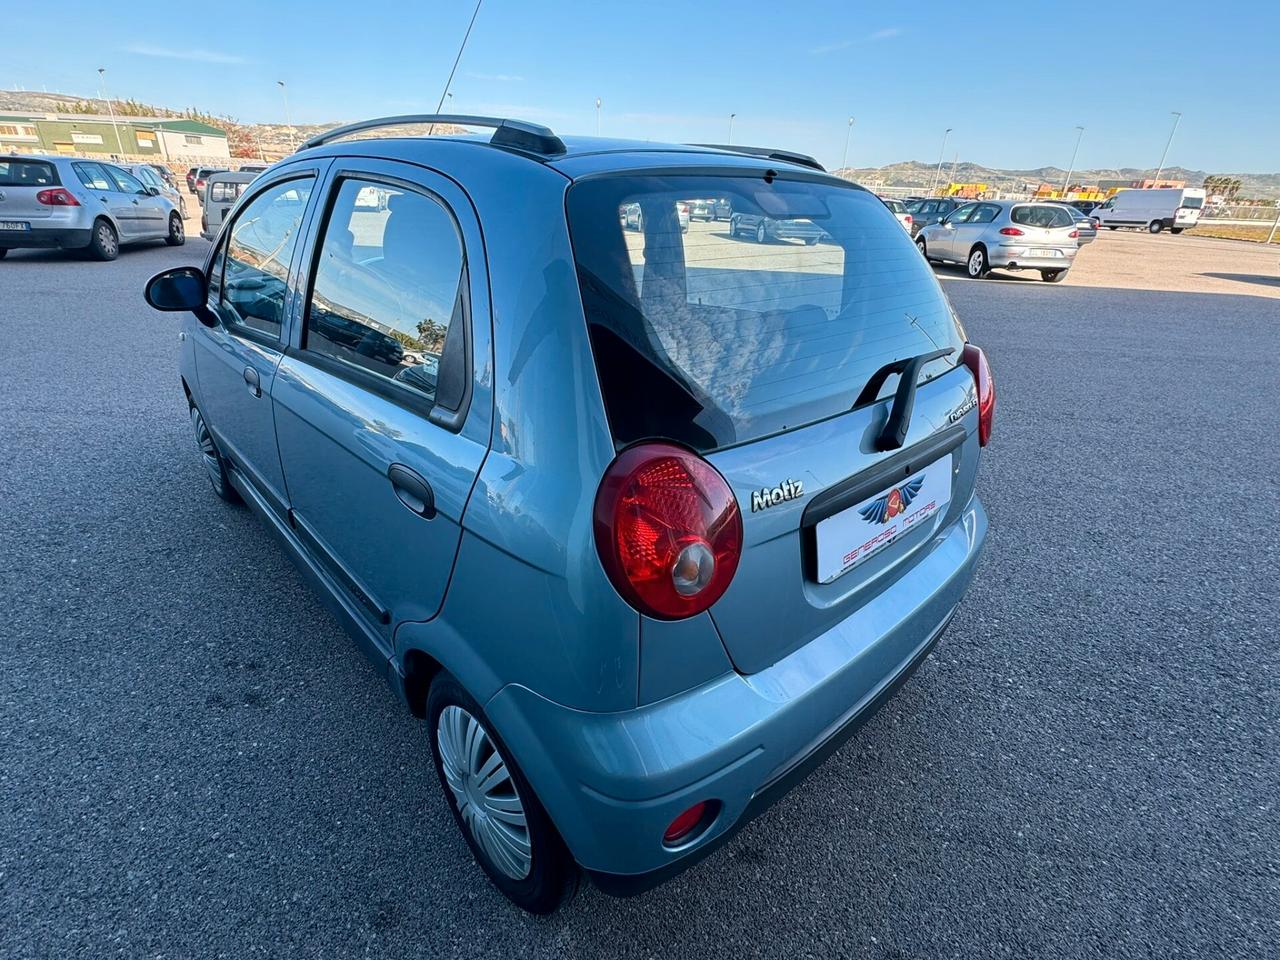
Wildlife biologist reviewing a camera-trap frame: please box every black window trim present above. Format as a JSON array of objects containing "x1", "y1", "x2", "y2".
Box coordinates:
[
  {"x1": 291, "y1": 168, "x2": 474, "y2": 433},
  {"x1": 211, "y1": 169, "x2": 321, "y2": 351}
]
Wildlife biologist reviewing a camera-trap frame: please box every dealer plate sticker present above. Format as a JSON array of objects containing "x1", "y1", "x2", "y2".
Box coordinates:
[{"x1": 815, "y1": 454, "x2": 952, "y2": 584}]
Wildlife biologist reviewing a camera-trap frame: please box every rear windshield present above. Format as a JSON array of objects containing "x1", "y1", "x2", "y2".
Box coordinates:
[
  {"x1": 1182, "y1": 195, "x2": 1204, "y2": 209},
  {"x1": 883, "y1": 199, "x2": 906, "y2": 213},
  {"x1": 0, "y1": 160, "x2": 58, "y2": 187},
  {"x1": 566, "y1": 173, "x2": 965, "y2": 452},
  {"x1": 1011, "y1": 205, "x2": 1075, "y2": 228}
]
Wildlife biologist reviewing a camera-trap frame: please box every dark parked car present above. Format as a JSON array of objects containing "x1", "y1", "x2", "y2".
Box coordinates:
[
  {"x1": 1041, "y1": 202, "x2": 1098, "y2": 245},
  {"x1": 904, "y1": 197, "x2": 965, "y2": 236},
  {"x1": 728, "y1": 211, "x2": 824, "y2": 243}
]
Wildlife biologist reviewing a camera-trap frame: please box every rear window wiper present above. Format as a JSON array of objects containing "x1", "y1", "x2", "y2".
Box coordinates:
[{"x1": 853, "y1": 347, "x2": 954, "y2": 451}]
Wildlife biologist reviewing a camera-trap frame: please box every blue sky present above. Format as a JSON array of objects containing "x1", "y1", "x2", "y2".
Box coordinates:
[{"x1": 6, "y1": 0, "x2": 1276, "y2": 172}]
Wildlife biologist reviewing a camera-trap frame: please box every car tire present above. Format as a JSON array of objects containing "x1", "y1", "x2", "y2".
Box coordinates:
[
  {"x1": 87, "y1": 218, "x2": 119, "y2": 261},
  {"x1": 966, "y1": 245, "x2": 990, "y2": 279},
  {"x1": 915, "y1": 235, "x2": 932, "y2": 261},
  {"x1": 166, "y1": 212, "x2": 185, "y2": 246},
  {"x1": 1040, "y1": 269, "x2": 1066, "y2": 283},
  {"x1": 1147, "y1": 220, "x2": 1163, "y2": 234},
  {"x1": 427, "y1": 673, "x2": 578, "y2": 915},
  {"x1": 189, "y1": 403, "x2": 239, "y2": 503},
  {"x1": 729, "y1": 215, "x2": 739, "y2": 237},
  {"x1": 756, "y1": 222, "x2": 767, "y2": 243}
]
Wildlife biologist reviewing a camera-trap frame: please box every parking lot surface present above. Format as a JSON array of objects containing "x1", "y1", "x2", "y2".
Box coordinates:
[{"x1": 1, "y1": 231, "x2": 1277, "y2": 959}]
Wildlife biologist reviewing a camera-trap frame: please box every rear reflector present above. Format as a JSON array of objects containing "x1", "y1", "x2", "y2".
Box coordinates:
[
  {"x1": 36, "y1": 188, "x2": 80, "y2": 207},
  {"x1": 961, "y1": 344, "x2": 995, "y2": 446},
  {"x1": 663, "y1": 801, "x2": 710, "y2": 845}
]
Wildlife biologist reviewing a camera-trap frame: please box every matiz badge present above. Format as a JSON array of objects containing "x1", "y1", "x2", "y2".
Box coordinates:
[{"x1": 751, "y1": 479, "x2": 804, "y2": 512}]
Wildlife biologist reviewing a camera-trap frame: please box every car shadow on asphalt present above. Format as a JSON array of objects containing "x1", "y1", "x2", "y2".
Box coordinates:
[{"x1": 1199, "y1": 271, "x2": 1280, "y2": 289}]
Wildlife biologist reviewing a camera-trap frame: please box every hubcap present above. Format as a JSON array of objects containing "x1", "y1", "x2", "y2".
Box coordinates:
[
  {"x1": 99, "y1": 225, "x2": 116, "y2": 254},
  {"x1": 436, "y1": 705, "x2": 531, "y2": 880},
  {"x1": 171, "y1": 216, "x2": 183, "y2": 240},
  {"x1": 190, "y1": 407, "x2": 221, "y2": 483}
]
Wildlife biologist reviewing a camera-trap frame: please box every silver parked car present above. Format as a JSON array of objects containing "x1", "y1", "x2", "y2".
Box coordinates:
[
  {"x1": 915, "y1": 199, "x2": 1079, "y2": 282},
  {"x1": 125, "y1": 162, "x2": 187, "y2": 219},
  {"x1": 0, "y1": 155, "x2": 184, "y2": 260}
]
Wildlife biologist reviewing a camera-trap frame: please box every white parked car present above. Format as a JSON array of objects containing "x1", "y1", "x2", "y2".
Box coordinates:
[
  {"x1": 880, "y1": 197, "x2": 913, "y2": 233},
  {"x1": 1090, "y1": 187, "x2": 1206, "y2": 235}
]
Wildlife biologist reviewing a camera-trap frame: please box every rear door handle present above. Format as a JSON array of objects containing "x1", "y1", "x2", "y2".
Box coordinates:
[
  {"x1": 243, "y1": 365, "x2": 261, "y2": 398},
  {"x1": 389, "y1": 464, "x2": 436, "y2": 519}
]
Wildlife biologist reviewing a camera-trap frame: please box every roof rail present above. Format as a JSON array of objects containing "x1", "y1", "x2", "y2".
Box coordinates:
[
  {"x1": 691, "y1": 143, "x2": 826, "y2": 172},
  {"x1": 297, "y1": 114, "x2": 567, "y2": 156}
]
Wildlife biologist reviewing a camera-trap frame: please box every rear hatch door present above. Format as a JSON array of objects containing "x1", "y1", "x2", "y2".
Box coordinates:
[
  {"x1": 566, "y1": 167, "x2": 979, "y2": 674},
  {"x1": 0, "y1": 158, "x2": 61, "y2": 226}
]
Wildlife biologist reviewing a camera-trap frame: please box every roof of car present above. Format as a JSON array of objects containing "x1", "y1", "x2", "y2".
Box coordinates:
[{"x1": 289, "y1": 115, "x2": 844, "y2": 183}]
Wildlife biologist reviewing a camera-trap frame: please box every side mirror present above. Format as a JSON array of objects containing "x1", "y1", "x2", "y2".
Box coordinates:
[
  {"x1": 145, "y1": 266, "x2": 217, "y2": 327},
  {"x1": 145, "y1": 185, "x2": 161, "y2": 196}
]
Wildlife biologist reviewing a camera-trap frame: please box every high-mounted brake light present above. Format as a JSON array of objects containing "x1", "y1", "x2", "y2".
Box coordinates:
[
  {"x1": 998, "y1": 226, "x2": 1023, "y2": 236},
  {"x1": 594, "y1": 443, "x2": 742, "y2": 620},
  {"x1": 36, "y1": 188, "x2": 80, "y2": 207},
  {"x1": 961, "y1": 344, "x2": 995, "y2": 446}
]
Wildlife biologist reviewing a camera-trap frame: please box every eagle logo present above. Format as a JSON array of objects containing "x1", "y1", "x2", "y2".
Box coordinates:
[{"x1": 858, "y1": 477, "x2": 924, "y2": 525}]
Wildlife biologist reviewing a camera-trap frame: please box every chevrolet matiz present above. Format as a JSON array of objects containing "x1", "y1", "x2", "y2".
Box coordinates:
[{"x1": 144, "y1": 115, "x2": 993, "y2": 913}]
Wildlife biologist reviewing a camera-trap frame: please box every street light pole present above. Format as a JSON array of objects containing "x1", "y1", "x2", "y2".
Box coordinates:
[
  {"x1": 97, "y1": 68, "x2": 124, "y2": 157},
  {"x1": 728, "y1": 113, "x2": 736, "y2": 145},
  {"x1": 595, "y1": 97, "x2": 601, "y2": 136},
  {"x1": 928, "y1": 128, "x2": 952, "y2": 196},
  {"x1": 277, "y1": 80, "x2": 295, "y2": 149},
  {"x1": 1061, "y1": 125, "x2": 1085, "y2": 197},
  {"x1": 1153, "y1": 111, "x2": 1181, "y2": 185},
  {"x1": 840, "y1": 116, "x2": 855, "y2": 176}
]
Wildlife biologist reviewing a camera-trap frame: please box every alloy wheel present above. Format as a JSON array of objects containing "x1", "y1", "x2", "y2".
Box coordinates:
[
  {"x1": 968, "y1": 249, "x2": 986, "y2": 277},
  {"x1": 436, "y1": 705, "x2": 532, "y2": 881}
]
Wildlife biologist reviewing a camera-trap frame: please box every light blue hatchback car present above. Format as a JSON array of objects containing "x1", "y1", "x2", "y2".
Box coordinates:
[{"x1": 145, "y1": 115, "x2": 993, "y2": 913}]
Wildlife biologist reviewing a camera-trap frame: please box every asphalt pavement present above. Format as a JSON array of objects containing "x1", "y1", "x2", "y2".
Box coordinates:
[{"x1": 1, "y1": 233, "x2": 1277, "y2": 959}]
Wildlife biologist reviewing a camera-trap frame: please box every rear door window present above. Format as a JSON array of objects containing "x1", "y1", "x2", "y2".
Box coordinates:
[
  {"x1": 970, "y1": 204, "x2": 1000, "y2": 224},
  {"x1": 72, "y1": 162, "x2": 115, "y2": 192},
  {"x1": 566, "y1": 174, "x2": 965, "y2": 452},
  {"x1": 0, "y1": 160, "x2": 58, "y2": 187},
  {"x1": 303, "y1": 178, "x2": 465, "y2": 405},
  {"x1": 105, "y1": 166, "x2": 146, "y2": 195}
]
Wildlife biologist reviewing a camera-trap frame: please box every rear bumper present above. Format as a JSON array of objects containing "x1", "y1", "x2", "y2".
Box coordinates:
[
  {"x1": 0, "y1": 227, "x2": 92, "y2": 250},
  {"x1": 486, "y1": 496, "x2": 988, "y2": 890},
  {"x1": 992, "y1": 245, "x2": 1076, "y2": 269}
]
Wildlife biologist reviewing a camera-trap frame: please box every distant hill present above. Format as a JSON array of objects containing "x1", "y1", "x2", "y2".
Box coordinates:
[
  {"x1": 833, "y1": 159, "x2": 1280, "y2": 201},
  {"x1": 5, "y1": 90, "x2": 1277, "y2": 196}
]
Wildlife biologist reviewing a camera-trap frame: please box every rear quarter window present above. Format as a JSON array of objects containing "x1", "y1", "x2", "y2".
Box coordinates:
[{"x1": 0, "y1": 160, "x2": 58, "y2": 187}]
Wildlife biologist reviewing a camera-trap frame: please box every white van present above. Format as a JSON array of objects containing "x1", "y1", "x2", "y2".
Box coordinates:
[{"x1": 1091, "y1": 187, "x2": 1206, "y2": 235}]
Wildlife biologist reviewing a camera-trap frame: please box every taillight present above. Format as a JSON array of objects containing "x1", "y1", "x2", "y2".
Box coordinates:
[
  {"x1": 36, "y1": 188, "x2": 80, "y2": 206},
  {"x1": 594, "y1": 443, "x2": 742, "y2": 620},
  {"x1": 1069, "y1": 229, "x2": 1079, "y2": 239},
  {"x1": 961, "y1": 344, "x2": 995, "y2": 446},
  {"x1": 904, "y1": 215, "x2": 913, "y2": 224},
  {"x1": 998, "y1": 226, "x2": 1023, "y2": 236}
]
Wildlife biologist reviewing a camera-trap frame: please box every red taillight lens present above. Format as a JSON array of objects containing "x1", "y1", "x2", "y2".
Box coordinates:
[
  {"x1": 594, "y1": 443, "x2": 742, "y2": 620},
  {"x1": 663, "y1": 801, "x2": 710, "y2": 845},
  {"x1": 904, "y1": 215, "x2": 913, "y2": 223},
  {"x1": 961, "y1": 344, "x2": 995, "y2": 446},
  {"x1": 998, "y1": 226, "x2": 1023, "y2": 236},
  {"x1": 1069, "y1": 229, "x2": 1079, "y2": 239},
  {"x1": 36, "y1": 188, "x2": 80, "y2": 206}
]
